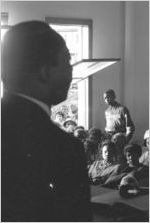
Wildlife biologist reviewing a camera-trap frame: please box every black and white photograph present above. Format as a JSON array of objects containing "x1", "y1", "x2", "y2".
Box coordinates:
[{"x1": 1, "y1": 1, "x2": 149, "y2": 222}]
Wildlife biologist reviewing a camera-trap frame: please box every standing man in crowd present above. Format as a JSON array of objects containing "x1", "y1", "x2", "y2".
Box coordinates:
[
  {"x1": 1, "y1": 21, "x2": 91, "y2": 222},
  {"x1": 103, "y1": 89, "x2": 135, "y2": 143}
]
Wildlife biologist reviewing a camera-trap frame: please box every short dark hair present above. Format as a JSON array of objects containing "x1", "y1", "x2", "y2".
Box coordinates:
[
  {"x1": 55, "y1": 111, "x2": 65, "y2": 118},
  {"x1": 104, "y1": 89, "x2": 116, "y2": 98},
  {"x1": 63, "y1": 119, "x2": 77, "y2": 128},
  {"x1": 101, "y1": 140, "x2": 116, "y2": 153},
  {"x1": 111, "y1": 133, "x2": 127, "y2": 146},
  {"x1": 74, "y1": 129, "x2": 87, "y2": 140},
  {"x1": 124, "y1": 144, "x2": 142, "y2": 158},
  {"x1": 74, "y1": 126, "x2": 85, "y2": 131},
  {"x1": 2, "y1": 20, "x2": 65, "y2": 85},
  {"x1": 88, "y1": 127, "x2": 102, "y2": 138}
]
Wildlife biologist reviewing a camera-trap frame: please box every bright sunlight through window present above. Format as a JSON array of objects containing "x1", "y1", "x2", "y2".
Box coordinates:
[{"x1": 50, "y1": 23, "x2": 90, "y2": 128}]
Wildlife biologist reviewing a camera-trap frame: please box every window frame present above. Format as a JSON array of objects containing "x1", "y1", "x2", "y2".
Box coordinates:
[
  {"x1": 45, "y1": 16, "x2": 93, "y2": 60},
  {"x1": 1, "y1": 25, "x2": 11, "y2": 98},
  {"x1": 45, "y1": 17, "x2": 93, "y2": 129}
]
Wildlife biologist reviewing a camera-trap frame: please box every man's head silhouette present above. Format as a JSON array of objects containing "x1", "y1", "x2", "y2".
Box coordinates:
[{"x1": 2, "y1": 20, "x2": 72, "y2": 106}]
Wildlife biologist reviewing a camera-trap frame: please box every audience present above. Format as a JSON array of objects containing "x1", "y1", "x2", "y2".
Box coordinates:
[
  {"x1": 104, "y1": 143, "x2": 149, "y2": 188},
  {"x1": 1, "y1": 19, "x2": 148, "y2": 221}
]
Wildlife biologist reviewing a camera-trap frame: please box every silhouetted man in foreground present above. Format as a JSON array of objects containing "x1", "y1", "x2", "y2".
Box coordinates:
[{"x1": 1, "y1": 21, "x2": 91, "y2": 222}]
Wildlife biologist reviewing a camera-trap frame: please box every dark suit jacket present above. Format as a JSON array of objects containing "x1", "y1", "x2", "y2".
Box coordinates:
[{"x1": 1, "y1": 93, "x2": 92, "y2": 222}]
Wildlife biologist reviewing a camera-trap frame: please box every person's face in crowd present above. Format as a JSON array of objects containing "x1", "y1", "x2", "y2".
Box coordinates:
[
  {"x1": 146, "y1": 137, "x2": 149, "y2": 148},
  {"x1": 88, "y1": 135, "x2": 99, "y2": 144},
  {"x1": 61, "y1": 105, "x2": 69, "y2": 116},
  {"x1": 47, "y1": 45, "x2": 72, "y2": 106},
  {"x1": 65, "y1": 122, "x2": 76, "y2": 133},
  {"x1": 102, "y1": 145, "x2": 113, "y2": 163},
  {"x1": 126, "y1": 152, "x2": 139, "y2": 167},
  {"x1": 103, "y1": 93, "x2": 115, "y2": 106},
  {"x1": 55, "y1": 114, "x2": 64, "y2": 123}
]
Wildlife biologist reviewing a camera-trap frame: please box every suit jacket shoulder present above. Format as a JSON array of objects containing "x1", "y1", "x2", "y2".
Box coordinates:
[{"x1": 1, "y1": 94, "x2": 91, "y2": 221}]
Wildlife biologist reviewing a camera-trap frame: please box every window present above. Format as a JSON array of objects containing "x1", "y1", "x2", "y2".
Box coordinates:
[
  {"x1": 46, "y1": 17, "x2": 92, "y2": 129},
  {"x1": 50, "y1": 24, "x2": 89, "y2": 65}
]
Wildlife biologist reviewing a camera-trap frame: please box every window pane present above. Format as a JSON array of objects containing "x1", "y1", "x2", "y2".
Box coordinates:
[{"x1": 1, "y1": 28, "x2": 9, "y2": 98}]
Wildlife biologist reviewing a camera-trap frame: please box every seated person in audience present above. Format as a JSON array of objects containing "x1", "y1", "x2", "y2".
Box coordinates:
[
  {"x1": 88, "y1": 141, "x2": 119, "y2": 184},
  {"x1": 74, "y1": 126, "x2": 87, "y2": 143},
  {"x1": 84, "y1": 128, "x2": 102, "y2": 165},
  {"x1": 111, "y1": 132, "x2": 127, "y2": 164},
  {"x1": 84, "y1": 139, "x2": 98, "y2": 166},
  {"x1": 54, "y1": 111, "x2": 65, "y2": 128},
  {"x1": 88, "y1": 127, "x2": 102, "y2": 145},
  {"x1": 140, "y1": 129, "x2": 149, "y2": 166},
  {"x1": 104, "y1": 143, "x2": 149, "y2": 188},
  {"x1": 63, "y1": 118, "x2": 77, "y2": 135}
]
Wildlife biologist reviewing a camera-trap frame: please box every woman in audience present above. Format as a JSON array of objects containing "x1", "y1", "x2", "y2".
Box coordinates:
[
  {"x1": 88, "y1": 141, "x2": 119, "y2": 184},
  {"x1": 104, "y1": 143, "x2": 149, "y2": 188},
  {"x1": 139, "y1": 129, "x2": 149, "y2": 166}
]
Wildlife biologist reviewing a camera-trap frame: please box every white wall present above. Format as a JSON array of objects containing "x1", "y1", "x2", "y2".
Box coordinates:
[
  {"x1": 1, "y1": 1, "x2": 149, "y2": 143},
  {"x1": 124, "y1": 2, "x2": 149, "y2": 143},
  {"x1": 2, "y1": 1, "x2": 124, "y2": 58}
]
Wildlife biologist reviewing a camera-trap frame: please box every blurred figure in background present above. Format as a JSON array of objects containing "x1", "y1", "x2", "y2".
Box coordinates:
[
  {"x1": 63, "y1": 118, "x2": 77, "y2": 135},
  {"x1": 104, "y1": 144, "x2": 149, "y2": 188},
  {"x1": 54, "y1": 111, "x2": 65, "y2": 128},
  {"x1": 139, "y1": 129, "x2": 149, "y2": 166}
]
